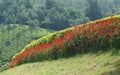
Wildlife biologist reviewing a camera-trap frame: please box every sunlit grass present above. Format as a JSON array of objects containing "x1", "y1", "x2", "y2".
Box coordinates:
[{"x1": 0, "y1": 49, "x2": 120, "y2": 75}]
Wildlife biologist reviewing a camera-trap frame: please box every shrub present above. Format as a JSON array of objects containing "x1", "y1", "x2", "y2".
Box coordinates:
[{"x1": 7, "y1": 15, "x2": 120, "y2": 69}]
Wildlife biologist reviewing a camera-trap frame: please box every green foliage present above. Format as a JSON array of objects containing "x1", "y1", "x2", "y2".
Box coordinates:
[
  {"x1": 8, "y1": 15, "x2": 120, "y2": 69},
  {"x1": 0, "y1": 24, "x2": 54, "y2": 72},
  {"x1": 22, "y1": 27, "x2": 73, "y2": 51},
  {"x1": 0, "y1": 0, "x2": 120, "y2": 72},
  {"x1": 0, "y1": 0, "x2": 88, "y2": 30},
  {"x1": 86, "y1": 0, "x2": 103, "y2": 20},
  {"x1": 0, "y1": 0, "x2": 120, "y2": 30}
]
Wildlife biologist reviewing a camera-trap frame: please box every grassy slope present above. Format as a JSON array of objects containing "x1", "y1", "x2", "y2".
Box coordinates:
[
  {"x1": 0, "y1": 49, "x2": 120, "y2": 75},
  {"x1": 1, "y1": 15, "x2": 120, "y2": 74}
]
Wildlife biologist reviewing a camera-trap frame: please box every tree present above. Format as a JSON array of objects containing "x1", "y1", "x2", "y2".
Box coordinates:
[
  {"x1": 114, "y1": 0, "x2": 120, "y2": 8},
  {"x1": 86, "y1": 0, "x2": 103, "y2": 20},
  {"x1": 45, "y1": 0, "x2": 57, "y2": 9}
]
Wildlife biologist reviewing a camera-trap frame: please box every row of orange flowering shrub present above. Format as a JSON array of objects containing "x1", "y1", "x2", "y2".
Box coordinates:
[{"x1": 7, "y1": 15, "x2": 120, "y2": 69}]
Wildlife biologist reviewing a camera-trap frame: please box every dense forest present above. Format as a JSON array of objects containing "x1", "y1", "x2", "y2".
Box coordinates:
[
  {"x1": 0, "y1": 0, "x2": 120, "y2": 30},
  {"x1": 0, "y1": 0, "x2": 120, "y2": 72}
]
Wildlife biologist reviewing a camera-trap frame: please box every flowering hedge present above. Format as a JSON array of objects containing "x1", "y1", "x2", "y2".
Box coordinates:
[{"x1": 7, "y1": 15, "x2": 120, "y2": 69}]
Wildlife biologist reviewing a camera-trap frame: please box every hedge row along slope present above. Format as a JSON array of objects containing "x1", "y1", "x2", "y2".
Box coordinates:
[{"x1": 8, "y1": 15, "x2": 120, "y2": 69}]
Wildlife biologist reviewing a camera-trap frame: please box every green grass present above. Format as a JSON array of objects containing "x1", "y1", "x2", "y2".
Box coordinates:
[{"x1": 0, "y1": 49, "x2": 120, "y2": 75}]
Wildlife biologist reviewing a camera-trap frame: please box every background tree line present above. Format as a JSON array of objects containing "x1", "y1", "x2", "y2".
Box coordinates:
[{"x1": 0, "y1": 0, "x2": 119, "y2": 30}]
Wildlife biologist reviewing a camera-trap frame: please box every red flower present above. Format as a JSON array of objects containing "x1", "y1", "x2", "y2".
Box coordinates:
[
  {"x1": 86, "y1": 33, "x2": 92, "y2": 38},
  {"x1": 107, "y1": 37, "x2": 111, "y2": 41},
  {"x1": 100, "y1": 30, "x2": 104, "y2": 36}
]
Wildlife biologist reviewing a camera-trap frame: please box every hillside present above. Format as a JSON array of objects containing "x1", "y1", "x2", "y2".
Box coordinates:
[
  {"x1": 0, "y1": 49, "x2": 120, "y2": 75},
  {"x1": 0, "y1": 24, "x2": 54, "y2": 71},
  {"x1": 0, "y1": 0, "x2": 120, "y2": 74},
  {"x1": 6, "y1": 15, "x2": 120, "y2": 69},
  {"x1": 1, "y1": 15, "x2": 120, "y2": 74}
]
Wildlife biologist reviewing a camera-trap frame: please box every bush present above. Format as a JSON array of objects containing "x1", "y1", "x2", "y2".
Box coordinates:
[{"x1": 7, "y1": 15, "x2": 120, "y2": 69}]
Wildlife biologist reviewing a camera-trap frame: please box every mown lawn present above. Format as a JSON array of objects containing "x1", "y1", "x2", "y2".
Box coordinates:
[{"x1": 0, "y1": 49, "x2": 120, "y2": 75}]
